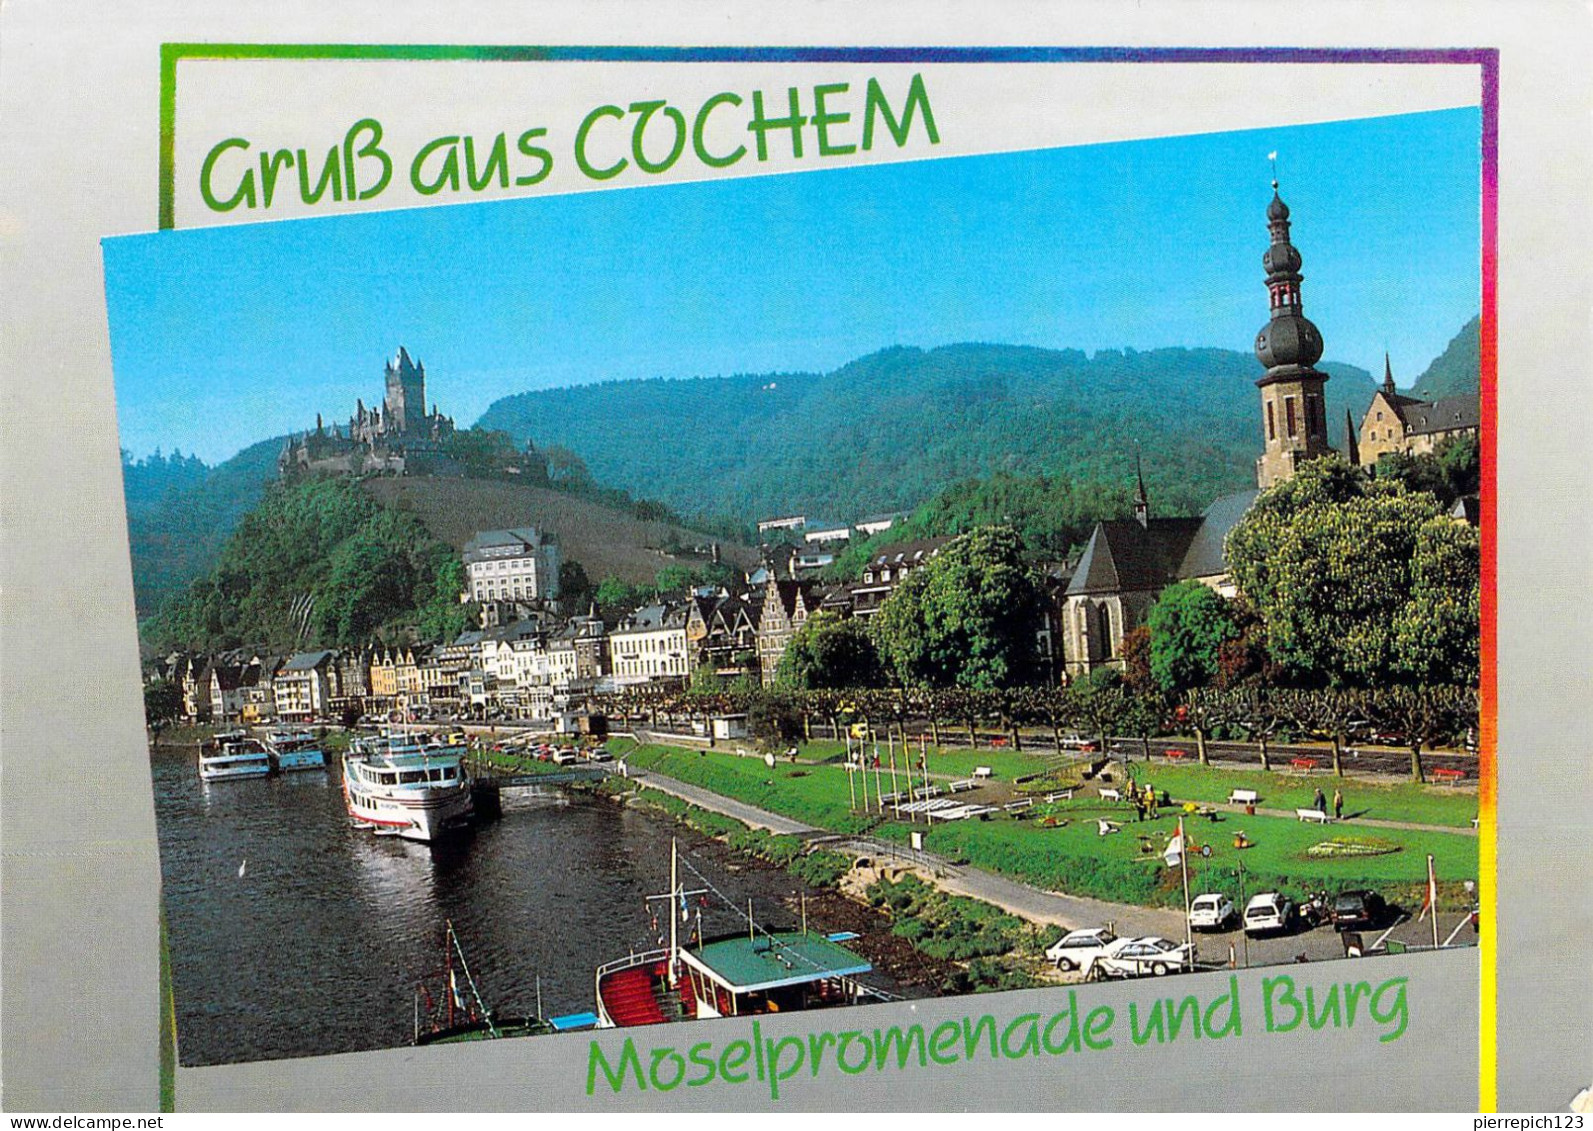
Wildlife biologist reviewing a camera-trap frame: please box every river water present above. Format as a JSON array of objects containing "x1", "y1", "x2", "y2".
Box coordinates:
[{"x1": 151, "y1": 745, "x2": 862, "y2": 1067}]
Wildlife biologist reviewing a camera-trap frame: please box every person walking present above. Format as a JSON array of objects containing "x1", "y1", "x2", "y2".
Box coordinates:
[
  {"x1": 1313, "y1": 786, "x2": 1327, "y2": 813},
  {"x1": 1333, "y1": 788, "x2": 1344, "y2": 820}
]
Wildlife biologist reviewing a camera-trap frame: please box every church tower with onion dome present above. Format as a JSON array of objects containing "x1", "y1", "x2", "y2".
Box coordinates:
[{"x1": 1253, "y1": 178, "x2": 1335, "y2": 488}]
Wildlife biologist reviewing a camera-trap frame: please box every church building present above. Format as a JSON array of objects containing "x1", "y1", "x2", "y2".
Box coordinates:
[{"x1": 1061, "y1": 180, "x2": 1331, "y2": 679}]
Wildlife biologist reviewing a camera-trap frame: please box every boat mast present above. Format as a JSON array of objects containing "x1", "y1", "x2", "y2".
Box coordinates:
[{"x1": 669, "y1": 838, "x2": 679, "y2": 987}]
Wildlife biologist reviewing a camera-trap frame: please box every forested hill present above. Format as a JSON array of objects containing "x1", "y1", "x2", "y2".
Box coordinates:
[
  {"x1": 124, "y1": 438, "x2": 283, "y2": 617},
  {"x1": 1410, "y1": 315, "x2": 1482, "y2": 400},
  {"x1": 478, "y1": 343, "x2": 1380, "y2": 526}
]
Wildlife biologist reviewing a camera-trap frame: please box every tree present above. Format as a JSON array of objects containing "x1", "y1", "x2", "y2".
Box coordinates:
[
  {"x1": 1119, "y1": 625, "x2": 1155, "y2": 695},
  {"x1": 143, "y1": 678, "x2": 182, "y2": 733},
  {"x1": 776, "y1": 611, "x2": 884, "y2": 690},
  {"x1": 747, "y1": 691, "x2": 803, "y2": 746},
  {"x1": 870, "y1": 526, "x2": 1047, "y2": 690},
  {"x1": 1144, "y1": 580, "x2": 1239, "y2": 693},
  {"x1": 559, "y1": 559, "x2": 594, "y2": 612},
  {"x1": 1364, "y1": 685, "x2": 1477, "y2": 783},
  {"x1": 1226, "y1": 456, "x2": 1480, "y2": 689}
]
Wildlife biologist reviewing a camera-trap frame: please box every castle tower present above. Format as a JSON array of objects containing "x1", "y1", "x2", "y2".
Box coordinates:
[
  {"x1": 1253, "y1": 181, "x2": 1334, "y2": 489},
  {"x1": 384, "y1": 346, "x2": 426, "y2": 436}
]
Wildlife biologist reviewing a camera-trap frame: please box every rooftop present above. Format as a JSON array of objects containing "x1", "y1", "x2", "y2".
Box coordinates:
[{"x1": 681, "y1": 931, "x2": 872, "y2": 993}]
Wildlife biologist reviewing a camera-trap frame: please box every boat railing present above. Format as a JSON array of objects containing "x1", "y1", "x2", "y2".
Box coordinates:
[{"x1": 594, "y1": 947, "x2": 671, "y2": 981}]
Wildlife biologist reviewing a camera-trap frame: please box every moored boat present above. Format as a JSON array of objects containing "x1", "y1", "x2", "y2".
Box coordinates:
[
  {"x1": 594, "y1": 839, "x2": 883, "y2": 1028},
  {"x1": 198, "y1": 732, "x2": 272, "y2": 781},
  {"x1": 343, "y1": 733, "x2": 473, "y2": 842},
  {"x1": 264, "y1": 729, "x2": 327, "y2": 772}
]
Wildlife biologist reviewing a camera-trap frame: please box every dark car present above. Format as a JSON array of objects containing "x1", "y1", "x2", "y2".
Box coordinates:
[{"x1": 1331, "y1": 889, "x2": 1387, "y2": 932}]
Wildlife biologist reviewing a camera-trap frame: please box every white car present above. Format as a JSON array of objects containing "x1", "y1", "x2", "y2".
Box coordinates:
[
  {"x1": 1045, "y1": 927, "x2": 1119, "y2": 973},
  {"x1": 1090, "y1": 937, "x2": 1195, "y2": 978},
  {"x1": 1189, "y1": 893, "x2": 1238, "y2": 932},
  {"x1": 1243, "y1": 892, "x2": 1295, "y2": 936}
]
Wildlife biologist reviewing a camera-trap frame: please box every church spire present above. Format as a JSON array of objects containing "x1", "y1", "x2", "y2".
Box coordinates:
[
  {"x1": 1383, "y1": 352, "x2": 1397, "y2": 397},
  {"x1": 1345, "y1": 408, "x2": 1361, "y2": 467},
  {"x1": 1132, "y1": 448, "x2": 1149, "y2": 528},
  {"x1": 1253, "y1": 167, "x2": 1335, "y2": 489}
]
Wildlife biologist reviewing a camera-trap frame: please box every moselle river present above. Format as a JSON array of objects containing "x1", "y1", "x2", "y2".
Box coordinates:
[{"x1": 151, "y1": 745, "x2": 882, "y2": 1067}]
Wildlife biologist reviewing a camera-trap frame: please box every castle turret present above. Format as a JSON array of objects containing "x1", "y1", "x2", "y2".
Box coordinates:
[
  {"x1": 1253, "y1": 178, "x2": 1334, "y2": 489},
  {"x1": 384, "y1": 346, "x2": 426, "y2": 435}
]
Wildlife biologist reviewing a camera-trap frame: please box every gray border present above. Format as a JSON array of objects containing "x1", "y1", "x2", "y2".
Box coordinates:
[{"x1": 2, "y1": 0, "x2": 1590, "y2": 1112}]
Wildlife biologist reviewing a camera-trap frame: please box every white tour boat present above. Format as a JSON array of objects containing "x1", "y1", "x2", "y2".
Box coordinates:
[
  {"x1": 198, "y1": 732, "x2": 272, "y2": 781},
  {"x1": 265, "y1": 729, "x2": 328, "y2": 772},
  {"x1": 342, "y1": 734, "x2": 474, "y2": 843}
]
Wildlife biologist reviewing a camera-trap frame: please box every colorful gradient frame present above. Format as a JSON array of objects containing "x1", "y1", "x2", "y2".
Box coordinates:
[{"x1": 155, "y1": 42, "x2": 1500, "y2": 1109}]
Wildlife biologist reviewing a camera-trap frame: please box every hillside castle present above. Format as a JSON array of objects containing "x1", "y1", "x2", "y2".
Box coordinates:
[{"x1": 279, "y1": 347, "x2": 457, "y2": 477}]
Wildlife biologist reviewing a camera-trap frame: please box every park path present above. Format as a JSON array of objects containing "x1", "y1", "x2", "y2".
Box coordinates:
[{"x1": 623, "y1": 762, "x2": 1185, "y2": 938}]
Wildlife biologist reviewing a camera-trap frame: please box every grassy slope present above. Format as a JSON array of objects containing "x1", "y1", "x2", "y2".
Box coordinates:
[{"x1": 362, "y1": 477, "x2": 758, "y2": 586}]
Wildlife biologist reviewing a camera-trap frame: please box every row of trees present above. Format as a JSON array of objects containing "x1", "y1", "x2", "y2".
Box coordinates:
[
  {"x1": 778, "y1": 456, "x2": 1481, "y2": 700},
  {"x1": 598, "y1": 680, "x2": 1477, "y2": 782}
]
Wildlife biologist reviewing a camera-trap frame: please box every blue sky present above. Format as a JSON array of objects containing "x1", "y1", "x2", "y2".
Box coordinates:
[{"x1": 104, "y1": 106, "x2": 1480, "y2": 464}]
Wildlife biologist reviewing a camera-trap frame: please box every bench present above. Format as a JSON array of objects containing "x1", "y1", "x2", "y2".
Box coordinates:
[
  {"x1": 879, "y1": 791, "x2": 907, "y2": 805},
  {"x1": 972, "y1": 766, "x2": 993, "y2": 780},
  {"x1": 1228, "y1": 788, "x2": 1260, "y2": 806},
  {"x1": 1165, "y1": 747, "x2": 1188, "y2": 761},
  {"x1": 989, "y1": 736, "x2": 1009, "y2": 749},
  {"x1": 1043, "y1": 789, "x2": 1075, "y2": 803},
  {"x1": 1295, "y1": 807, "x2": 1333, "y2": 824},
  {"x1": 1432, "y1": 767, "x2": 1467, "y2": 784},
  {"x1": 1289, "y1": 757, "x2": 1319, "y2": 772},
  {"x1": 948, "y1": 778, "x2": 978, "y2": 793},
  {"x1": 1099, "y1": 788, "x2": 1121, "y2": 802},
  {"x1": 1003, "y1": 798, "x2": 1034, "y2": 813},
  {"x1": 913, "y1": 785, "x2": 943, "y2": 800}
]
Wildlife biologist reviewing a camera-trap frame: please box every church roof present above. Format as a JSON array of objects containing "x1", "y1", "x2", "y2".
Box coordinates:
[
  {"x1": 1066, "y1": 517, "x2": 1204, "y2": 596},
  {"x1": 1176, "y1": 490, "x2": 1259, "y2": 580}
]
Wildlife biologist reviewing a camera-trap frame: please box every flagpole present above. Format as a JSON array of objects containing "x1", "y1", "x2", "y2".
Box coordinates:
[
  {"x1": 1428, "y1": 854, "x2": 1440, "y2": 950},
  {"x1": 1179, "y1": 817, "x2": 1193, "y2": 954}
]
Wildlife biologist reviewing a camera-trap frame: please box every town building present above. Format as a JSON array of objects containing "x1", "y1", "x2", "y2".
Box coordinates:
[
  {"x1": 1355, "y1": 356, "x2": 1482, "y2": 469},
  {"x1": 844, "y1": 537, "x2": 953, "y2": 619},
  {"x1": 463, "y1": 527, "x2": 560, "y2": 605},
  {"x1": 610, "y1": 603, "x2": 690, "y2": 686},
  {"x1": 756, "y1": 574, "x2": 817, "y2": 685},
  {"x1": 272, "y1": 651, "x2": 339, "y2": 722}
]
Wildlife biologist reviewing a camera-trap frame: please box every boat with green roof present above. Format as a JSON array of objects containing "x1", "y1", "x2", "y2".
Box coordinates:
[{"x1": 594, "y1": 839, "x2": 885, "y2": 1028}]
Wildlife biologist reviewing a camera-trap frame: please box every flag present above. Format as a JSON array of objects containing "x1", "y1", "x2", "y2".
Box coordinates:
[
  {"x1": 1419, "y1": 854, "x2": 1438, "y2": 920},
  {"x1": 1164, "y1": 823, "x2": 1185, "y2": 869}
]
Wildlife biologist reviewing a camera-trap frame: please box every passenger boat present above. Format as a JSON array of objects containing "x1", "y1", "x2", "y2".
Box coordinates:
[
  {"x1": 342, "y1": 733, "x2": 473, "y2": 842},
  {"x1": 198, "y1": 731, "x2": 272, "y2": 781},
  {"x1": 264, "y1": 729, "x2": 327, "y2": 772},
  {"x1": 594, "y1": 840, "x2": 883, "y2": 1028}
]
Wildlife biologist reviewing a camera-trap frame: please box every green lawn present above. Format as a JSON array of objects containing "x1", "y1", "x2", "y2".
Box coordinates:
[
  {"x1": 874, "y1": 802, "x2": 1478, "y2": 910},
  {"x1": 625, "y1": 742, "x2": 1478, "y2": 911},
  {"x1": 1106, "y1": 762, "x2": 1477, "y2": 828}
]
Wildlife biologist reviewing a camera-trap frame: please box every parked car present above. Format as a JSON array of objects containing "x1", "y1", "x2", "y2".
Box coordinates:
[
  {"x1": 1045, "y1": 927, "x2": 1119, "y2": 972},
  {"x1": 586, "y1": 748, "x2": 614, "y2": 763},
  {"x1": 1243, "y1": 892, "x2": 1295, "y2": 936},
  {"x1": 1189, "y1": 893, "x2": 1238, "y2": 932},
  {"x1": 551, "y1": 749, "x2": 577, "y2": 765},
  {"x1": 1331, "y1": 889, "x2": 1388, "y2": 932},
  {"x1": 1090, "y1": 937, "x2": 1194, "y2": 978}
]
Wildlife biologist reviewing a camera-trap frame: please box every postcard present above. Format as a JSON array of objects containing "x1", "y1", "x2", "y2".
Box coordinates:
[{"x1": 2, "y1": 2, "x2": 1590, "y2": 1116}]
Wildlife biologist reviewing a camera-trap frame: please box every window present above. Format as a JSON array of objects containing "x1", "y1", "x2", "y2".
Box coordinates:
[
  {"x1": 1285, "y1": 397, "x2": 1298, "y2": 437},
  {"x1": 1266, "y1": 401, "x2": 1275, "y2": 441}
]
